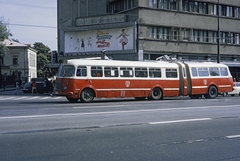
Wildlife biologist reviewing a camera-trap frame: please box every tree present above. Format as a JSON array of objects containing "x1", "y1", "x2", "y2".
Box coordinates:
[
  {"x1": 0, "y1": 17, "x2": 12, "y2": 87},
  {"x1": 32, "y1": 42, "x2": 51, "y2": 77}
]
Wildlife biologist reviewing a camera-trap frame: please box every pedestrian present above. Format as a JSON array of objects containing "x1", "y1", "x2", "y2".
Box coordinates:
[
  {"x1": 3, "y1": 80, "x2": 6, "y2": 91},
  {"x1": 32, "y1": 81, "x2": 37, "y2": 94},
  {"x1": 15, "y1": 81, "x2": 21, "y2": 94},
  {"x1": 50, "y1": 79, "x2": 55, "y2": 97}
]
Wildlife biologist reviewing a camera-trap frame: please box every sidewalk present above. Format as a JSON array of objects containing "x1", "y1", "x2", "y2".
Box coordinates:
[{"x1": 0, "y1": 86, "x2": 15, "y2": 92}]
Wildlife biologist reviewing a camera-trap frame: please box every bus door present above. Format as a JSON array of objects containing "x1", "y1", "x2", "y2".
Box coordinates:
[{"x1": 176, "y1": 62, "x2": 190, "y2": 96}]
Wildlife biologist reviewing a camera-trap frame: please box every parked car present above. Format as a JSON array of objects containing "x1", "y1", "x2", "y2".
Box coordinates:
[
  {"x1": 227, "y1": 82, "x2": 240, "y2": 96},
  {"x1": 22, "y1": 78, "x2": 50, "y2": 94}
]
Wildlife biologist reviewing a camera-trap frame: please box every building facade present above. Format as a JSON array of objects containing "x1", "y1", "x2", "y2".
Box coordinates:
[
  {"x1": 0, "y1": 39, "x2": 37, "y2": 86},
  {"x1": 57, "y1": 0, "x2": 240, "y2": 79}
]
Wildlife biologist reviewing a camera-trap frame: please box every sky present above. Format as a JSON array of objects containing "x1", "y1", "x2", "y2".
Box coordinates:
[{"x1": 0, "y1": 0, "x2": 57, "y2": 51}]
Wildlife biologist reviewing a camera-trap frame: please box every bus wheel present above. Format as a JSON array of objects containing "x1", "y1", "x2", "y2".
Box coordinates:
[
  {"x1": 66, "y1": 97, "x2": 79, "y2": 103},
  {"x1": 205, "y1": 86, "x2": 218, "y2": 99},
  {"x1": 150, "y1": 88, "x2": 163, "y2": 100},
  {"x1": 80, "y1": 88, "x2": 95, "y2": 103}
]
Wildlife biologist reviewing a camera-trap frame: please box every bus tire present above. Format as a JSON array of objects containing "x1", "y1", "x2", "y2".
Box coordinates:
[
  {"x1": 205, "y1": 85, "x2": 218, "y2": 99},
  {"x1": 66, "y1": 97, "x2": 79, "y2": 103},
  {"x1": 149, "y1": 88, "x2": 163, "y2": 100},
  {"x1": 80, "y1": 88, "x2": 95, "y2": 103}
]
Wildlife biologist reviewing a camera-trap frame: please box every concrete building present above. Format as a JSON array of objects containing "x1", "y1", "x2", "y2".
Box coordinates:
[
  {"x1": 57, "y1": 0, "x2": 240, "y2": 79},
  {"x1": 0, "y1": 39, "x2": 37, "y2": 86}
]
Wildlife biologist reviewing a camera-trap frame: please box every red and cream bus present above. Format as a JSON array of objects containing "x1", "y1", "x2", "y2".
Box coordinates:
[{"x1": 54, "y1": 57, "x2": 234, "y2": 103}]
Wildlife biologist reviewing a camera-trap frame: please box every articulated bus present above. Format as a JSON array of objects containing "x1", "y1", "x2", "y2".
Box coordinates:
[{"x1": 54, "y1": 58, "x2": 234, "y2": 103}]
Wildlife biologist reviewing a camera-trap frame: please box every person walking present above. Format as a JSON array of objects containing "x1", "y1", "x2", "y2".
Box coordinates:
[
  {"x1": 15, "y1": 81, "x2": 21, "y2": 94},
  {"x1": 49, "y1": 79, "x2": 55, "y2": 97},
  {"x1": 32, "y1": 81, "x2": 37, "y2": 94}
]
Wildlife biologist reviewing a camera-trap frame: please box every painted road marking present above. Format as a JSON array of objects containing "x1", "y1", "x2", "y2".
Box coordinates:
[
  {"x1": 148, "y1": 118, "x2": 212, "y2": 125},
  {"x1": 226, "y1": 135, "x2": 240, "y2": 139}
]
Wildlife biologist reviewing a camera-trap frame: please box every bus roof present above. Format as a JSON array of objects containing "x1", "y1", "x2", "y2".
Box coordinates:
[
  {"x1": 64, "y1": 59, "x2": 228, "y2": 69},
  {"x1": 65, "y1": 59, "x2": 179, "y2": 68}
]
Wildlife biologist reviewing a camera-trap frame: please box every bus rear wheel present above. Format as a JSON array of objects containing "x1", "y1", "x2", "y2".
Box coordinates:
[
  {"x1": 204, "y1": 85, "x2": 218, "y2": 99},
  {"x1": 149, "y1": 88, "x2": 163, "y2": 100},
  {"x1": 80, "y1": 88, "x2": 95, "y2": 103},
  {"x1": 66, "y1": 97, "x2": 79, "y2": 103}
]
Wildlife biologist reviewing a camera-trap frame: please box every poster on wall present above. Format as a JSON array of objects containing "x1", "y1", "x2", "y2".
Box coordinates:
[{"x1": 64, "y1": 27, "x2": 134, "y2": 53}]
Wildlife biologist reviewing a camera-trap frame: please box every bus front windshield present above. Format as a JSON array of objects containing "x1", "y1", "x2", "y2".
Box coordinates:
[{"x1": 58, "y1": 65, "x2": 75, "y2": 77}]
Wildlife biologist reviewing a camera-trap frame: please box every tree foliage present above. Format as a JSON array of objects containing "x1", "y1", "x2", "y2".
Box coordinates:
[
  {"x1": 0, "y1": 17, "x2": 12, "y2": 55},
  {"x1": 33, "y1": 42, "x2": 51, "y2": 54},
  {"x1": 0, "y1": 17, "x2": 12, "y2": 41},
  {"x1": 0, "y1": 17, "x2": 12, "y2": 79},
  {"x1": 32, "y1": 42, "x2": 51, "y2": 77}
]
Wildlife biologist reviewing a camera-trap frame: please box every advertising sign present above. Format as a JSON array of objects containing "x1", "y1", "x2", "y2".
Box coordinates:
[{"x1": 64, "y1": 27, "x2": 134, "y2": 53}]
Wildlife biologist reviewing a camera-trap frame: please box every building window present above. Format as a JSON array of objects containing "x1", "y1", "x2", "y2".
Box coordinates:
[
  {"x1": 169, "y1": 0, "x2": 177, "y2": 10},
  {"x1": 190, "y1": 1, "x2": 199, "y2": 13},
  {"x1": 182, "y1": 0, "x2": 189, "y2": 11},
  {"x1": 236, "y1": 7, "x2": 240, "y2": 18},
  {"x1": 199, "y1": 2, "x2": 207, "y2": 14},
  {"x1": 13, "y1": 55, "x2": 18, "y2": 65},
  {"x1": 208, "y1": 31, "x2": 217, "y2": 43},
  {"x1": 235, "y1": 34, "x2": 240, "y2": 44},
  {"x1": 150, "y1": 26, "x2": 158, "y2": 39},
  {"x1": 157, "y1": 27, "x2": 170, "y2": 40},
  {"x1": 212, "y1": 4, "x2": 217, "y2": 15},
  {"x1": 226, "y1": 6, "x2": 233, "y2": 17},
  {"x1": 149, "y1": 0, "x2": 157, "y2": 8},
  {"x1": 171, "y1": 27, "x2": 179, "y2": 40},
  {"x1": 181, "y1": 28, "x2": 191, "y2": 41},
  {"x1": 193, "y1": 29, "x2": 199, "y2": 42}
]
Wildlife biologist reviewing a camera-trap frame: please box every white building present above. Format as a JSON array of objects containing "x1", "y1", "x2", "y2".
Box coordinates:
[{"x1": 1, "y1": 39, "x2": 37, "y2": 85}]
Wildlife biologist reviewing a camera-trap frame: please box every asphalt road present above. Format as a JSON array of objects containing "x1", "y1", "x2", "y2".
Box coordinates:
[{"x1": 0, "y1": 92, "x2": 240, "y2": 161}]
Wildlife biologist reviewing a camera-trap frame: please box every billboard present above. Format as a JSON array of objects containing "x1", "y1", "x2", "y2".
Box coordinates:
[{"x1": 64, "y1": 27, "x2": 134, "y2": 53}]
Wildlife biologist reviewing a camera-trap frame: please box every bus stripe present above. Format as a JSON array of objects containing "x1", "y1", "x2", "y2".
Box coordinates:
[
  {"x1": 163, "y1": 88, "x2": 179, "y2": 91},
  {"x1": 192, "y1": 86, "x2": 208, "y2": 89},
  {"x1": 96, "y1": 88, "x2": 151, "y2": 91}
]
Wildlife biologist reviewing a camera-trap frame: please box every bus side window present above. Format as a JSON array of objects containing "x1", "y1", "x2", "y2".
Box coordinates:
[
  {"x1": 166, "y1": 68, "x2": 177, "y2": 78},
  {"x1": 191, "y1": 67, "x2": 198, "y2": 77},
  {"x1": 198, "y1": 67, "x2": 209, "y2": 77},
  {"x1": 120, "y1": 67, "x2": 133, "y2": 77},
  {"x1": 135, "y1": 68, "x2": 147, "y2": 77},
  {"x1": 149, "y1": 68, "x2": 161, "y2": 78},
  {"x1": 104, "y1": 67, "x2": 118, "y2": 77},
  {"x1": 220, "y1": 67, "x2": 228, "y2": 76},
  {"x1": 76, "y1": 66, "x2": 87, "y2": 77},
  {"x1": 209, "y1": 67, "x2": 220, "y2": 76},
  {"x1": 91, "y1": 66, "x2": 102, "y2": 77}
]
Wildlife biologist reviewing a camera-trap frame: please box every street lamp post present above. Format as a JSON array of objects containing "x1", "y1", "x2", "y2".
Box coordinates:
[{"x1": 217, "y1": 0, "x2": 220, "y2": 63}]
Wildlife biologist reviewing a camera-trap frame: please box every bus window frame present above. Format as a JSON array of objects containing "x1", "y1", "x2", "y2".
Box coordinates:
[
  {"x1": 58, "y1": 65, "x2": 75, "y2": 77},
  {"x1": 198, "y1": 67, "x2": 209, "y2": 77},
  {"x1": 104, "y1": 67, "x2": 119, "y2": 77},
  {"x1": 209, "y1": 67, "x2": 220, "y2": 76},
  {"x1": 91, "y1": 66, "x2": 103, "y2": 77},
  {"x1": 76, "y1": 66, "x2": 87, "y2": 77},
  {"x1": 220, "y1": 67, "x2": 228, "y2": 76},
  {"x1": 166, "y1": 68, "x2": 178, "y2": 78},
  {"x1": 149, "y1": 68, "x2": 161, "y2": 78},
  {"x1": 135, "y1": 67, "x2": 148, "y2": 78},
  {"x1": 120, "y1": 67, "x2": 133, "y2": 77}
]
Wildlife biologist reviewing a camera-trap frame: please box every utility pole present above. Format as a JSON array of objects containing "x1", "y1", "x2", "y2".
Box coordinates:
[{"x1": 217, "y1": 0, "x2": 220, "y2": 63}]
